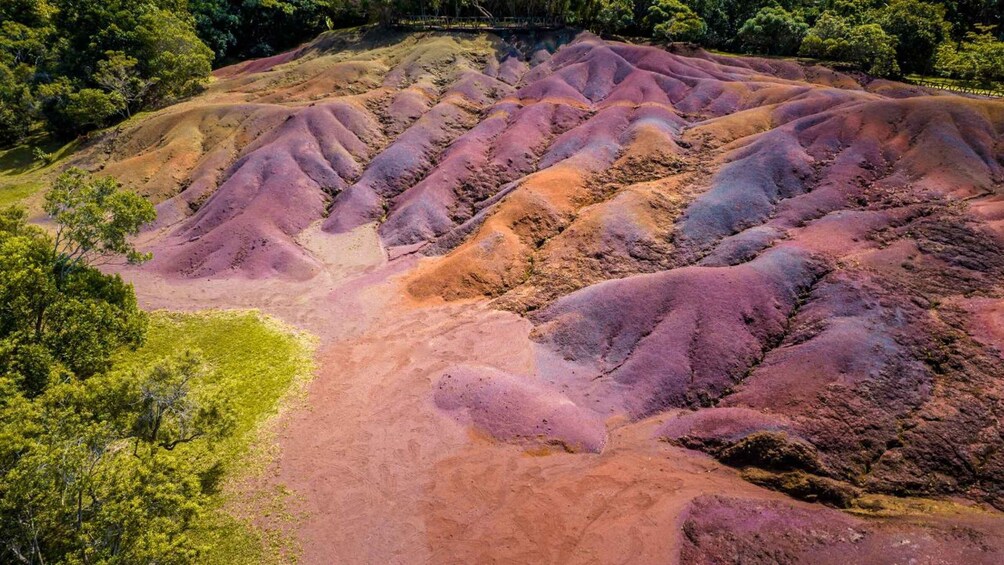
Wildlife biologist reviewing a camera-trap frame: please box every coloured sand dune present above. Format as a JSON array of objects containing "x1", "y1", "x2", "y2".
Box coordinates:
[{"x1": 80, "y1": 27, "x2": 1004, "y2": 563}]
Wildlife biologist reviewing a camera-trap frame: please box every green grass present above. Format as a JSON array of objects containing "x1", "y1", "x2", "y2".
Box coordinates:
[
  {"x1": 0, "y1": 136, "x2": 81, "y2": 209},
  {"x1": 0, "y1": 182, "x2": 43, "y2": 208},
  {"x1": 113, "y1": 310, "x2": 317, "y2": 564}
]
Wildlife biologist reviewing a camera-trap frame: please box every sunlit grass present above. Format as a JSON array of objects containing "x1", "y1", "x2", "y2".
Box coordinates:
[
  {"x1": 113, "y1": 310, "x2": 317, "y2": 564},
  {"x1": 0, "y1": 182, "x2": 43, "y2": 209},
  {"x1": 0, "y1": 136, "x2": 81, "y2": 209}
]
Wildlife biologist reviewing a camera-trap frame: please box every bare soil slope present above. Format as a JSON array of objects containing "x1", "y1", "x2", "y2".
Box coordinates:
[{"x1": 84, "y1": 27, "x2": 1004, "y2": 563}]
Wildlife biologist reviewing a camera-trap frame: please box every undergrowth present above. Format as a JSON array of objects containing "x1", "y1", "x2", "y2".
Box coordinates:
[{"x1": 113, "y1": 310, "x2": 317, "y2": 564}]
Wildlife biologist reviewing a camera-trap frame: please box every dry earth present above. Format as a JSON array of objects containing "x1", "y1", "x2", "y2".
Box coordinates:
[{"x1": 83, "y1": 27, "x2": 1004, "y2": 563}]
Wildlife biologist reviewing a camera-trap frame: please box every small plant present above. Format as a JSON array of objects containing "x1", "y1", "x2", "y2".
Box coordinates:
[{"x1": 32, "y1": 146, "x2": 54, "y2": 166}]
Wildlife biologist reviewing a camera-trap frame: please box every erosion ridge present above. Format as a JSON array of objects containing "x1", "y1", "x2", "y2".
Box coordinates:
[{"x1": 80, "y1": 27, "x2": 1004, "y2": 563}]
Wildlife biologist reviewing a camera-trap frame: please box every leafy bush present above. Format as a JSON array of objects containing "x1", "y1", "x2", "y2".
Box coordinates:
[
  {"x1": 646, "y1": 0, "x2": 708, "y2": 42},
  {"x1": 596, "y1": 0, "x2": 636, "y2": 34},
  {"x1": 0, "y1": 64, "x2": 34, "y2": 146},
  {"x1": 738, "y1": 6, "x2": 809, "y2": 55},
  {"x1": 135, "y1": 9, "x2": 215, "y2": 105},
  {"x1": 800, "y1": 12, "x2": 901, "y2": 76},
  {"x1": 935, "y1": 24, "x2": 1004, "y2": 85}
]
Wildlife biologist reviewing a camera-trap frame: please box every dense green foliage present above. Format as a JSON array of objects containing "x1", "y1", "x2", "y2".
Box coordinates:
[
  {"x1": 0, "y1": 352, "x2": 232, "y2": 563},
  {"x1": 0, "y1": 169, "x2": 313, "y2": 563},
  {"x1": 799, "y1": 12, "x2": 901, "y2": 76},
  {"x1": 935, "y1": 24, "x2": 1004, "y2": 84},
  {"x1": 645, "y1": 0, "x2": 708, "y2": 42},
  {"x1": 1, "y1": 0, "x2": 1001, "y2": 145},
  {"x1": 383, "y1": 0, "x2": 1001, "y2": 81},
  {"x1": 738, "y1": 6, "x2": 808, "y2": 55},
  {"x1": 1, "y1": 0, "x2": 214, "y2": 141},
  {"x1": 0, "y1": 169, "x2": 154, "y2": 399}
]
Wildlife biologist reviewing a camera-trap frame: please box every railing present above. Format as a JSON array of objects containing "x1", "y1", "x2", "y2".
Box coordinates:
[
  {"x1": 906, "y1": 78, "x2": 1004, "y2": 99},
  {"x1": 392, "y1": 15, "x2": 566, "y2": 31}
]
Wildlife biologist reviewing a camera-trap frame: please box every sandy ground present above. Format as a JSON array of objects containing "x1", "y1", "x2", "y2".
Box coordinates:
[
  {"x1": 121, "y1": 210, "x2": 1004, "y2": 565},
  {"x1": 119, "y1": 221, "x2": 810, "y2": 564}
]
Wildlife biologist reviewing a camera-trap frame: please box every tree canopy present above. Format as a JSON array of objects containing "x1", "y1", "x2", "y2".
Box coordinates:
[{"x1": 0, "y1": 0, "x2": 1001, "y2": 146}]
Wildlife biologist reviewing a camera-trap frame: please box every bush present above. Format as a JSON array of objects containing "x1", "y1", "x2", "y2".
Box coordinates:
[
  {"x1": 37, "y1": 80, "x2": 123, "y2": 137},
  {"x1": 596, "y1": 0, "x2": 636, "y2": 35},
  {"x1": 935, "y1": 25, "x2": 1004, "y2": 85},
  {"x1": 0, "y1": 63, "x2": 33, "y2": 145},
  {"x1": 646, "y1": 0, "x2": 708, "y2": 42},
  {"x1": 738, "y1": 6, "x2": 809, "y2": 55},
  {"x1": 135, "y1": 9, "x2": 215, "y2": 105},
  {"x1": 800, "y1": 12, "x2": 901, "y2": 76}
]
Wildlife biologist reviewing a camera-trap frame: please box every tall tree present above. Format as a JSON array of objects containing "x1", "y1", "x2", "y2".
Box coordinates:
[
  {"x1": 877, "y1": 0, "x2": 952, "y2": 73},
  {"x1": 0, "y1": 169, "x2": 154, "y2": 396},
  {"x1": 738, "y1": 6, "x2": 809, "y2": 55}
]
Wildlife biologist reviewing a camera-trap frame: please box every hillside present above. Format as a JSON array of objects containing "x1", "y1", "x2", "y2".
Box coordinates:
[{"x1": 68, "y1": 28, "x2": 1004, "y2": 563}]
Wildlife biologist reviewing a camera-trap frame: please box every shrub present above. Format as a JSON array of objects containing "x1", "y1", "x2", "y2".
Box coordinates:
[
  {"x1": 800, "y1": 12, "x2": 900, "y2": 76},
  {"x1": 646, "y1": 0, "x2": 708, "y2": 43},
  {"x1": 935, "y1": 25, "x2": 1004, "y2": 85},
  {"x1": 596, "y1": 0, "x2": 635, "y2": 35},
  {"x1": 738, "y1": 6, "x2": 809, "y2": 55}
]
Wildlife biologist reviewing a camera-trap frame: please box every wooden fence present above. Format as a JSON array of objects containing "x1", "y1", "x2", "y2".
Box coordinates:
[
  {"x1": 392, "y1": 15, "x2": 566, "y2": 32},
  {"x1": 906, "y1": 79, "x2": 1003, "y2": 99}
]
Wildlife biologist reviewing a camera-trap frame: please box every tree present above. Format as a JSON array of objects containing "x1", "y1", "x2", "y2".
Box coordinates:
[
  {"x1": 646, "y1": 0, "x2": 707, "y2": 42},
  {"x1": 45, "y1": 167, "x2": 157, "y2": 272},
  {"x1": 800, "y1": 11, "x2": 900, "y2": 77},
  {"x1": 738, "y1": 6, "x2": 809, "y2": 55},
  {"x1": 595, "y1": 0, "x2": 635, "y2": 35},
  {"x1": 0, "y1": 351, "x2": 235, "y2": 564},
  {"x1": 845, "y1": 23, "x2": 901, "y2": 76},
  {"x1": 188, "y1": 0, "x2": 241, "y2": 60},
  {"x1": 36, "y1": 80, "x2": 124, "y2": 137},
  {"x1": 935, "y1": 24, "x2": 1004, "y2": 85},
  {"x1": 131, "y1": 351, "x2": 234, "y2": 452},
  {"x1": 0, "y1": 170, "x2": 154, "y2": 396},
  {"x1": 94, "y1": 51, "x2": 156, "y2": 118},
  {"x1": 134, "y1": 8, "x2": 215, "y2": 104},
  {"x1": 0, "y1": 64, "x2": 34, "y2": 145},
  {"x1": 876, "y1": 0, "x2": 951, "y2": 74}
]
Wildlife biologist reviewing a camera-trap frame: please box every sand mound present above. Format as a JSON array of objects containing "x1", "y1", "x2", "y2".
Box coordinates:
[{"x1": 433, "y1": 364, "x2": 606, "y2": 453}]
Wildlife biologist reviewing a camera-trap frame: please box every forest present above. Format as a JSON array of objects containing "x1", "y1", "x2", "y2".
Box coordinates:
[{"x1": 1, "y1": 0, "x2": 1002, "y2": 146}]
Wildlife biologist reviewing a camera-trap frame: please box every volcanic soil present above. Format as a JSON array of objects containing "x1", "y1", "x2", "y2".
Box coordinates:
[{"x1": 91, "y1": 27, "x2": 1004, "y2": 563}]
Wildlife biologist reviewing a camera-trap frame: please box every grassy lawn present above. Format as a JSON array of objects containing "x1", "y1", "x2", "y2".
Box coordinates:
[
  {"x1": 0, "y1": 182, "x2": 44, "y2": 208},
  {"x1": 0, "y1": 137, "x2": 81, "y2": 208},
  {"x1": 113, "y1": 310, "x2": 317, "y2": 564}
]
